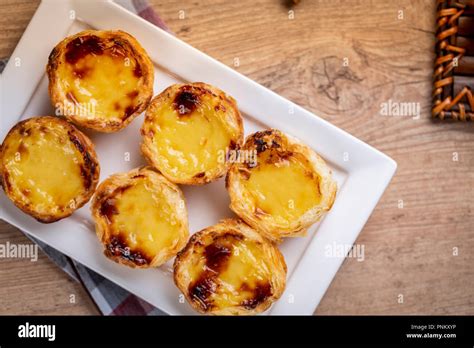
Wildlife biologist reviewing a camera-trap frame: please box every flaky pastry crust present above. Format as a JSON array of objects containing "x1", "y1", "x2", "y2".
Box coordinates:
[
  {"x1": 226, "y1": 129, "x2": 337, "y2": 242},
  {"x1": 141, "y1": 82, "x2": 244, "y2": 185},
  {"x1": 0, "y1": 116, "x2": 100, "y2": 223},
  {"x1": 47, "y1": 30, "x2": 154, "y2": 132},
  {"x1": 174, "y1": 218, "x2": 287, "y2": 315},
  {"x1": 91, "y1": 166, "x2": 188, "y2": 268}
]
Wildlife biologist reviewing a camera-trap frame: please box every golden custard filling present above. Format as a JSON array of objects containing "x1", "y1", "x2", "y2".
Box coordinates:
[
  {"x1": 2, "y1": 124, "x2": 86, "y2": 212},
  {"x1": 145, "y1": 89, "x2": 239, "y2": 179},
  {"x1": 58, "y1": 35, "x2": 143, "y2": 121},
  {"x1": 101, "y1": 179, "x2": 182, "y2": 264},
  {"x1": 243, "y1": 152, "x2": 321, "y2": 226},
  {"x1": 185, "y1": 233, "x2": 273, "y2": 311}
]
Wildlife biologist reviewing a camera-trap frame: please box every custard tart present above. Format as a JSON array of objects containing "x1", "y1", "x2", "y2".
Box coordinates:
[
  {"x1": 91, "y1": 166, "x2": 188, "y2": 268},
  {"x1": 226, "y1": 129, "x2": 337, "y2": 242},
  {"x1": 141, "y1": 82, "x2": 244, "y2": 185},
  {"x1": 47, "y1": 30, "x2": 154, "y2": 132},
  {"x1": 173, "y1": 218, "x2": 287, "y2": 315},
  {"x1": 0, "y1": 116, "x2": 100, "y2": 223}
]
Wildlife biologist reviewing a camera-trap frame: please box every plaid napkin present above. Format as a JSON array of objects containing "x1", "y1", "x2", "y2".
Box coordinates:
[{"x1": 0, "y1": 0, "x2": 172, "y2": 316}]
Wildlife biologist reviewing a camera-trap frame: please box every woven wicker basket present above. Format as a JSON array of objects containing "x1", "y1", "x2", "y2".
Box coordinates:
[{"x1": 433, "y1": 0, "x2": 474, "y2": 121}]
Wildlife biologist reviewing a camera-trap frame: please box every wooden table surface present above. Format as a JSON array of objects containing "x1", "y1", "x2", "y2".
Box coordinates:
[{"x1": 0, "y1": 0, "x2": 473, "y2": 315}]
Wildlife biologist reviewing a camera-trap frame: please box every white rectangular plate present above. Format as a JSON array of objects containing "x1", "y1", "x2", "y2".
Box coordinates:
[{"x1": 0, "y1": 0, "x2": 396, "y2": 315}]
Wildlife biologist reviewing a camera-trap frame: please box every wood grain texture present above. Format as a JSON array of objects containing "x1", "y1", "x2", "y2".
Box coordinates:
[{"x1": 0, "y1": 0, "x2": 473, "y2": 315}]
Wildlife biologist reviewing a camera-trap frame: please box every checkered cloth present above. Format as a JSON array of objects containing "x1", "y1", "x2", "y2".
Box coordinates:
[{"x1": 0, "y1": 0, "x2": 172, "y2": 316}]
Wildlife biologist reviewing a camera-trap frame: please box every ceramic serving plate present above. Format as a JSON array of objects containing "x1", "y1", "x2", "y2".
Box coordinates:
[{"x1": 0, "y1": 0, "x2": 396, "y2": 315}]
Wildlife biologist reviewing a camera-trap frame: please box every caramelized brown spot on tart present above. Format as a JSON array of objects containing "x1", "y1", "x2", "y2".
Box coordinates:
[
  {"x1": 173, "y1": 89, "x2": 200, "y2": 115},
  {"x1": 252, "y1": 130, "x2": 283, "y2": 154},
  {"x1": 39, "y1": 125, "x2": 49, "y2": 133},
  {"x1": 204, "y1": 242, "x2": 232, "y2": 273},
  {"x1": 254, "y1": 138, "x2": 267, "y2": 153},
  {"x1": 187, "y1": 232, "x2": 244, "y2": 311},
  {"x1": 241, "y1": 282, "x2": 272, "y2": 309},
  {"x1": 65, "y1": 36, "x2": 104, "y2": 65},
  {"x1": 98, "y1": 183, "x2": 134, "y2": 223},
  {"x1": 224, "y1": 174, "x2": 230, "y2": 189},
  {"x1": 48, "y1": 46, "x2": 59, "y2": 69},
  {"x1": 18, "y1": 125, "x2": 31, "y2": 137},
  {"x1": 17, "y1": 142, "x2": 29, "y2": 157},
  {"x1": 189, "y1": 275, "x2": 217, "y2": 311},
  {"x1": 67, "y1": 131, "x2": 98, "y2": 189},
  {"x1": 109, "y1": 39, "x2": 128, "y2": 58},
  {"x1": 100, "y1": 198, "x2": 118, "y2": 223},
  {"x1": 214, "y1": 104, "x2": 226, "y2": 112},
  {"x1": 78, "y1": 165, "x2": 92, "y2": 191},
  {"x1": 105, "y1": 235, "x2": 151, "y2": 266},
  {"x1": 124, "y1": 105, "x2": 139, "y2": 119},
  {"x1": 229, "y1": 140, "x2": 237, "y2": 150},
  {"x1": 127, "y1": 90, "x2": 139, "y2": 99},
  {"x1": 73, "y1": 67, "x2": 91, "y2": 79},
  {"x1": 193, "y1": 172, "x2": 205, "y2": 179},
  {"x1": 133, "y1": 63, "x2": 143, "y2": 78},
  {"x1": 277, "y1": 151, "x2": 292, "y2": 161}
]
